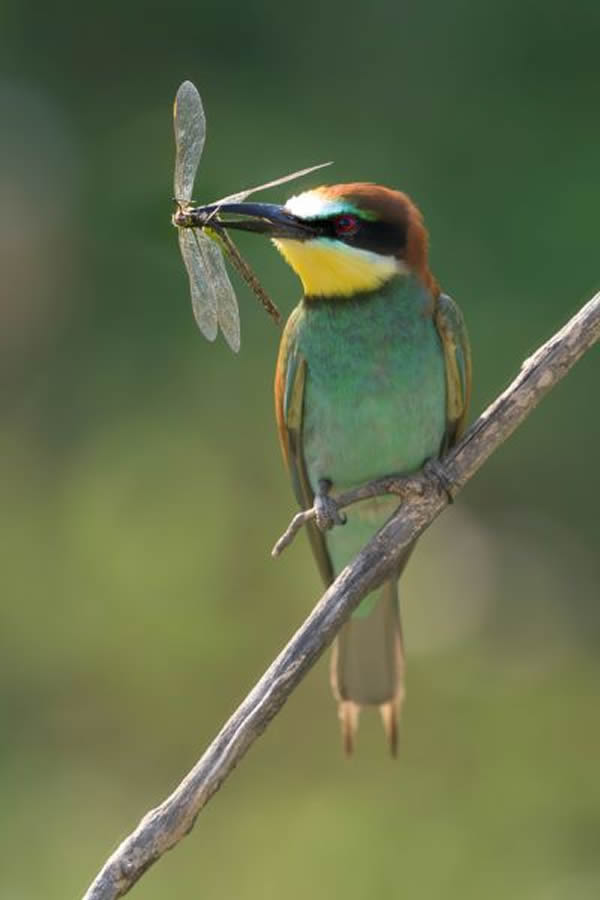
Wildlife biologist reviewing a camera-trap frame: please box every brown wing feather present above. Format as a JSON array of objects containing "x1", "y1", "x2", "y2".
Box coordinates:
[
  {"x1": 434, "y1": 292, "x2": 472, "y2": 447},
  {"x1": 274, "y1": 308, "x2": 334, "y2": 585}
]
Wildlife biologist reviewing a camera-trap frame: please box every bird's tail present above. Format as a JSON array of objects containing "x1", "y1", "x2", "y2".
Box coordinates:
[{"x1": 330, "y1": 578, "x2": 405, "y2": 756}]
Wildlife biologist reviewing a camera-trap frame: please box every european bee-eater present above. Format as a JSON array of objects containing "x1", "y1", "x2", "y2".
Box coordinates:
[{"x1": 202, "y1": 183, "x2": 471, "y2": 754}]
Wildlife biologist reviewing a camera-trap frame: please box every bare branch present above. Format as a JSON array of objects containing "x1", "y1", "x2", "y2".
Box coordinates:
[
  {"x1": 81, "y1": 291, "x2": 600, "y2": 900},
  {"x1": 272, "y1": 292, "x2": 600, "y2": 553},
  {"x1": 271, "y1": 473, "x2": 426, "y2": 556}
]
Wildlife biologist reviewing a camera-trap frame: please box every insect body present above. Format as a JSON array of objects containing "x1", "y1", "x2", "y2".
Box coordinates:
[{"x1": 172, "y1": 80, "x2": 331, "y2": 352}]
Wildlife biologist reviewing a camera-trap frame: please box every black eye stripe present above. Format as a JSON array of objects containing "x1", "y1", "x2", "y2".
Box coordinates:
[
  {"x1": 314, "y1": 216, "x2": 406, "y2": 256},
  {"x1": 334, "y1": 214, "x2": 359, "y2": 235}
]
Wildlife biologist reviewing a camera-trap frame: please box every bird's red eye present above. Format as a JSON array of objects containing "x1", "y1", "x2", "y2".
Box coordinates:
[{"x1": 334, "y1": 214, "x2": 359, "y2": 235}]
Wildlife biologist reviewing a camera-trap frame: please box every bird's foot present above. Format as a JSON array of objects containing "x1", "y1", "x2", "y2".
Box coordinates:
[
  {"x1": 315, "y1": 479, "x2": 347, "y2": 531},
  {"x1": 423, "y1": 458, "x2": 455, "y2": 503}
]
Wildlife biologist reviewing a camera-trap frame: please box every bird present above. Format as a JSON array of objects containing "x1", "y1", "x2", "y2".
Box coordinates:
[{"x1": 203, "y1": 183, "x2": 471, "y2": 754}]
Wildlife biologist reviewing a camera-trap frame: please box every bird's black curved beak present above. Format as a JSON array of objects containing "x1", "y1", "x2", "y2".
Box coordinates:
[{"x1": 186, "y1": 202, "x2": 316, "y2": 241}]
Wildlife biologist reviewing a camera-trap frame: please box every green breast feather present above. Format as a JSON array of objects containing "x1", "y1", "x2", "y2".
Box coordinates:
[{"x1": 277, "y1": 275, "x2": 470, "y2": 587}]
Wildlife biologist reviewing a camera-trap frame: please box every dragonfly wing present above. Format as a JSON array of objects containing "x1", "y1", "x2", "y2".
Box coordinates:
[
  {"x1": 214, "y1": 160, "x2": 333, "y2": 205},
  {"x1": 178, "y1": 228, "x2": 218, "y2": 341},
  {"x1": 174, "y1": 81, "x2": 206, "y2": 202},
  {"x1": 200, "y1": 234, "x2": 241, "y2": 353}
]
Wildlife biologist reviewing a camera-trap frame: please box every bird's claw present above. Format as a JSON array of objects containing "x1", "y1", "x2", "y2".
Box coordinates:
[
  {"x1": 315, "y1": 479, "x2": 347, "y2": 531},
  {"x1": 423, "y1": 458, "x2": 454, "y2": 503}
]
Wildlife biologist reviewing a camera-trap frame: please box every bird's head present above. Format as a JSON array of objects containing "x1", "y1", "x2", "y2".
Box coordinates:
[{"x1": 203, "y1": 183, "x2": 437, "y2": 299}]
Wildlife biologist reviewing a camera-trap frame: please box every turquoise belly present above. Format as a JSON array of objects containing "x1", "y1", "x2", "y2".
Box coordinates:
[
  {"x1": 294, "y1": 275, "x2": 448, "y2": 614},
  {"x1": 297, "y1": 277, "x2": 447, "y2": 493}
]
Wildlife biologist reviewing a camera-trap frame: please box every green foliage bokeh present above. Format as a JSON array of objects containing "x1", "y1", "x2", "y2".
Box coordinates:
[{"x1": 1, "y1": 2, "x2": 599, "y2": 898}]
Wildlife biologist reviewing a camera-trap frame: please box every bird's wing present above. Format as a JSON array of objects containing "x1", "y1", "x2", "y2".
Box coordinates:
[
  {"x1": 434, "y1": 292, "x2": 472, "y2": 447},
  {"x1": 275, "y1": 307, "x2": 334, "y2": 585}
]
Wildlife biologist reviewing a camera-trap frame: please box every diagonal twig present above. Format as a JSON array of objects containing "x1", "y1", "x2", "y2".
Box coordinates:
[
  {"x1": 271, "y1": 473, "x2": 427, "y2": 556},
  {"x1": 82, "y1": 291, "x2": 600, "y2": 900}
]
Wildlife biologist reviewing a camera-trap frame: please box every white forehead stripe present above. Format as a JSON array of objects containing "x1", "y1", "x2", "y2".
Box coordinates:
[{"x1": 284, "y1": 190, "x2": 348, "y2": 220}]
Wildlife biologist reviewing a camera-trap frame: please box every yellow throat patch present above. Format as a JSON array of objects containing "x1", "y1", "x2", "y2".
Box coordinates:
[{"x1": 273, "y1": 238, "x2": 404, "y2": 298}]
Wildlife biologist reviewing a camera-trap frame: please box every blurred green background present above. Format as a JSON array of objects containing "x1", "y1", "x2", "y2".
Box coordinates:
[{"x1": 2, "y1": 2, "x2": 599, "y2": 898}]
